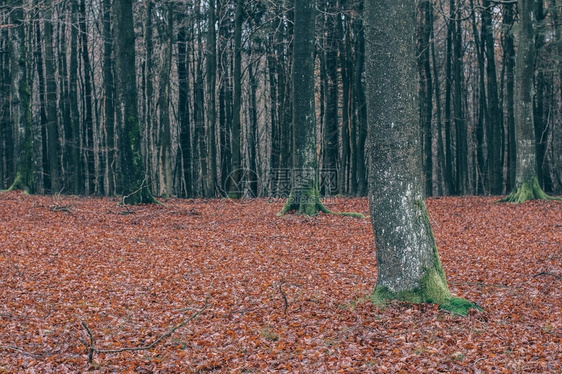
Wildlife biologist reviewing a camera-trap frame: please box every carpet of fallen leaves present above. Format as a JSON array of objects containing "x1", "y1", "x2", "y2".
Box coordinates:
[{"x1": 0, "y1": 191, "x2": 560, "y2": 373}]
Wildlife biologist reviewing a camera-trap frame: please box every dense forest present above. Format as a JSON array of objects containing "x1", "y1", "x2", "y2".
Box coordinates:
[{"x1": 1, "y1": 0, "x2": 561, "y2": 198}]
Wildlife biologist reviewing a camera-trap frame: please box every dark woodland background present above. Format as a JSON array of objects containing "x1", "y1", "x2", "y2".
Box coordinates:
[{"x1": 1, "y1": 0, "x2": 561, "y2": 198}]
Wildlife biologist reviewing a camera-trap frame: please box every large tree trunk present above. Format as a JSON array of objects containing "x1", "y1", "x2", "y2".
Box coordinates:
[
  {"x1": 113, "y1": 0, "x2": 156, "y2": 204},
  {"x1": 501, "y1": 0, "x2": 558, "y2": 202},
  {"x1": 365, "y1": 0, "x2": 475, "y2": 314}
]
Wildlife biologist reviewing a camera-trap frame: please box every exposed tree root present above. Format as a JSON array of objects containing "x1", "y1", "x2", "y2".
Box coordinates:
[{"x1": 499, "y1": 177, "x2": 561, "y2": 203}]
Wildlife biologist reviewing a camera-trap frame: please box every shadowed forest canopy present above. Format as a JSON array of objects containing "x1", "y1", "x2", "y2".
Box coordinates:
[{"x1": 0, "y1": 0, "x2": 561, "y2": 200}]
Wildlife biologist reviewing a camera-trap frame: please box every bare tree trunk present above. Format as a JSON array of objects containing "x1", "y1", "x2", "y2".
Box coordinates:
[
  {"x1": 501, "y1": 0, "x2": 557, "y2": 202},
  {"x1": 7, "y1": 0, "x2": 34, "y2": 193},
  {"x1": 365, "y1": 0, "x2": 475, "y2": 314},
  {"x1": 79, "y1": 0, "x2": 95, "y2": 194},
  {"x1": 43, "y1": 0, "x2": 60, "y2": 192},
  {"x1": 114, "y1": 0, "x2": 156, "y2": 204},
  {"x1": 103, "y1": 0, "x2": 116, "y2": 195},
  {"x1": 157, "y1": 3, "x2": 174, "y2": 196}
]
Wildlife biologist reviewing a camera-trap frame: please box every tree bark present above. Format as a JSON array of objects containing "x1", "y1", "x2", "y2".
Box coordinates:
[
  {"x1": 7, "y1": 0, "x2": 34, "y2": 193},
  {"x1": 113, "y1": 0, "x2": 156, "y2": 204},
  {"x1": 500, "y1": 0, "x2": 558, "y2": 202},
  {"x1": 157, "y1": 3, "x2": 174, "y2": 197},
  {"x1": 103, "y1": 0, "x2": 116, "y2": 195},
  {"x1": 278, "y1": 0, "x2": 320, "y2": 215},
  {"x1": 365, "y1": 0, "x2": 475, "y2": 314},
  {"x1": 79, "y1": 0, "x2": 95, "y2": 194},
  {"x1": 177, "y1": 23, "x2": 192, "y2": 197}
]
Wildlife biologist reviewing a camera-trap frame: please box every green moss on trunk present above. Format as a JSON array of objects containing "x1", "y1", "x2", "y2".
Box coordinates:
[
  {"x1": 370, "y1": 257, "x2": 451, "y2": 307},
  {"x1": 277, "y1": 187, "x2": 365, "y2": 218},
  {"x1": 370, "y1": 200, "x2": 480, "y2": 316},
  {"x1": 499, "y1": 177, "x2": 561, "y2": 203},
  {"x1": 5, "y1": 170, "x2": 33, "y2": 194},
  {"x1": 121, "y1": 184, "x2": 160, "y2": 205}
]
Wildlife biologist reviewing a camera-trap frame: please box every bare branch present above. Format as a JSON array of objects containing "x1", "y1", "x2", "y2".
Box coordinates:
[{"x1": 81, "y1": 296, "x2": 212, "y2": 364}]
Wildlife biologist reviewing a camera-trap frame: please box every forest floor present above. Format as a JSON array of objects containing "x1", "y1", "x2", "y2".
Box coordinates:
[{"x1": 0, "y1": 191, "x2": 560, "y2": 373}]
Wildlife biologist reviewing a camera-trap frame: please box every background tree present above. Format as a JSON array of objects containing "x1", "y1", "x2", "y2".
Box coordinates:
[
  {"x1": 365, "y1": 0, "x2": 477, "y2": 314},
  {"x1": 6, "y1": 0, "x2": 34, "y2": 193},
  {"x1": 277, "y1": 0, "x2": 323, "y2": 215},
  {"x1": 113, "y1": 0, "x2": 156, "y2": 204},
  {"x1": 1, "y1": 0, "x2": 561, "y2": 199},
  {"x1": 500, "y1": 0, "x2": 559, "y2": 202}
]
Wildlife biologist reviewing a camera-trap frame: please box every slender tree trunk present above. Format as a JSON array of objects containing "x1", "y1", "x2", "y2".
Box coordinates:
[
  {"x1": 444, "y1": 0, "x2": 456, "y2": 195},
  {"x1": 193, "y1": 0, "x2": 208, "y2": 196},
  {"x1": 354, "y1": 1, "x2": 368, "y2": 196},
  {"x1": 34, "y1": 14, "x2": 49, "y2": 192},
  {"x1": 207, "y1": 0, "x2": 217, "y2": 196},
  {"x1": 103, "y1": 0, "x2": 116, "y2": 195},
  {"x1": 177, "y1": 23, "x2": 192, "y2": 197},
  {"x1": 431, "y1": 8, "x2": 445, "y2": 196},
  {"x1": 227, "y1": 0, "x2": 243, "y2": 198},
  {"x1": 7, "y1": 0, "x2": 34, "y2": 193},
  {"x1": 503, "y1": 3, "x2": 516, "y2": 192},
  {"x1": 453, "y1": 2, "x2": 468, "y2": 195},
  {"x1": 338, "y1": 8, "x2": 351, "y2": 194},
  {"x1": 79, "y1": 0, "x2": 95, "y2": 194},
  {"x1": 482, "y1": 0, "x2": 503, "y2": 194},
  {"x1": 143, "y1": 1, "x2": 156, "y2": 191},
  {"x1": 42, "y1": 0, "x2": 60, "y2": 192},
  {"x1": 533, "y1": 0, "x2": 553, "y2": 192},
  {"x1": 218, "y1": 5, "x2": 232, "y2": 193},
  {"x1": 417, "y1": 0, "x2": 433, "y2": 196},
  {"x1": 69, "y1": 0, "x2": 81, "y2": 194},
  {"x1": 157, "y1": 3, "x2": 174, "y2": 196},
  {"x1": 322, "y1": 0, "x2": 339, "y2": 194},
  {"x1": 470, "y1": 0, "x2": 487, "y2": 194},
  {"x1": 0, "y1": 15, "x2": 11, "y2": 188}
]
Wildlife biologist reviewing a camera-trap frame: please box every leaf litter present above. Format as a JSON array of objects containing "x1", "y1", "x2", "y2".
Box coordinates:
[{"x1": 0, "y1": 191, "x2": 560, "y2": 373}]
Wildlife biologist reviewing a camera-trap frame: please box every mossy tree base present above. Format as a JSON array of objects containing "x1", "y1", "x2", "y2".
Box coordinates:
[
  {"x1": 276, "y1": 188, "x2": 365, "y2": 218},
  {"x1": 370, "y1": 287, "x2": 481, "y2": 316},
  {"x1": 370, "y1": 236, "x2": 481, "y2": 316},
  {"x1": 499, "y1": 177, "x2": 561, "y2": 203},
  {"x1": 4, "y1": 171, "x2": 32, "y2": 195},
  {"x1": 121, "y1": 186, "x2": 160, "y2": 205}
]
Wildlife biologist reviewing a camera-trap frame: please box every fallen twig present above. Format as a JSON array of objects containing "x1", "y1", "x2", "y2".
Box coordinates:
[
  {"x1": 533, "y1": 272, "x2": 561, "y2": 280},
  {"x1": 50, "y1": 204, "x2": 72, "y2": 212},
  {"x1": 81, "y1": 296, "x2": 211, "y2": 364},
  {"x1": 0, "y1": 344, "x2": 44, "y2": 357}
]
